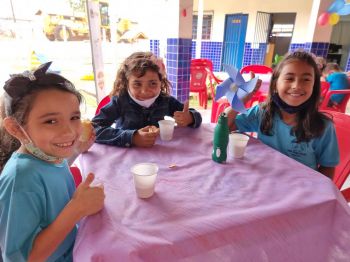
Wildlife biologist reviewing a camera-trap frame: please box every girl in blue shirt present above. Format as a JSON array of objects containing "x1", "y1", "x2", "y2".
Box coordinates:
[
  {"x1": 0, "y1": 62, "x2": 105, "y2": 261},
  {"x1": 322, "y1": 62, "x2": 350, "y2": 106},
  {"x1": 226, "y1": 51, "x2": 339, "y2": 179},
  {"x1": 92, "y1": 51, "x2": 202, "y2": 148}
]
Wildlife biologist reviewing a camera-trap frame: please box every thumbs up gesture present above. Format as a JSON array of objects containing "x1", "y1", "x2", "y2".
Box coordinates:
[
  {"x1": 73, "y1": 173, "x2": 105, "y2": 218},
  {"x1": 173, "y1": 100, "x2": 194, "y2": 127}
]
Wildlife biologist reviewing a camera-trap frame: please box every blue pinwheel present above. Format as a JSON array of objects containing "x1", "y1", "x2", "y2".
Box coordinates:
[{"x1": 215, "y1": 64, "x2": 258, "y2": 113}]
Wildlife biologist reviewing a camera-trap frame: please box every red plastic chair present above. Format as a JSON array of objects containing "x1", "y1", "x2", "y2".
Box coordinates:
[
  {"x1": 319, "y1": 89, "x2": 350, "y2": 113},
  {"x1": 190, "y1": 59, "x2": 222, "y2": 110},
  {"x1": 240, "y1": 65, "x2": 273, "y2": 74},
  {"x1": 320, "y1": 81, "x2": 330, "y2": 98},
  {"x1": 95, "y1": 95, "x2": 111, "y2": 115},
  {"x1": 190, "y1": 65, "x2": 210, "y2": 109},
  {"x1": 191, "y1": 59, "x2": 223, "y2": 83},
  {"x1": 211, "y1": 98, "x2": 231, "y2": 123},
  {"x1": 322, "y1": 110, "x2": 350, "y2": 201},
  {"x1": 70, "y1": 166, "x2": 82, "y2": 187},
  {"x1": 341, "y1": 187, "x2": 350, "y2": 202}
]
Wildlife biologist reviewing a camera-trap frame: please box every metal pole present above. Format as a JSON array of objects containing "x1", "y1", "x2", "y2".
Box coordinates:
[
  {"x1": 9, "y1": 0, "x2": 16, "y2": 23},
  {"x1": 86, "y1": 0, "x2": 106, "y2": 103}
]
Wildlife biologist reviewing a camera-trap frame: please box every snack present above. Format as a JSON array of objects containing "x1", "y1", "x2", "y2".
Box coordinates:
[{"x1": 79, "y1": 119, "x2": 93, "y2": 142}]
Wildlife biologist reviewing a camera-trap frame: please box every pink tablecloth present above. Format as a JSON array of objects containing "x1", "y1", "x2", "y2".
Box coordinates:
[{"x1": 74, "y1": 124, "x2": 350, "y2": 261}]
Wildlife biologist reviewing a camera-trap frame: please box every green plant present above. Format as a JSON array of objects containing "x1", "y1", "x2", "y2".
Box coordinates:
[{"x1": 273, "y1": 54, "x2": 283, "y2": 67}]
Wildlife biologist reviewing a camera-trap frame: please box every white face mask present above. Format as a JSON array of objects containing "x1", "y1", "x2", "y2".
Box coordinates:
[
  {"x1": 17, "y1": 123, "x2": 62, "y2": 162},
  {"x1": 128, "y1": 89, "x2": 160, "y2": 108}
]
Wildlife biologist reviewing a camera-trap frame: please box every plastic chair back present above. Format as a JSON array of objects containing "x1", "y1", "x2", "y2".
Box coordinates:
[
  {"x1": 70, "y1": 166, "x2": 82, "y2": 187},
  {"x1": 190, "y1": 65, "x2": 210, "y2": 109},
  {"x1": 240, "y1": 65, "x2": 273, "y2": 74},
  {"x1": 321, "y1": 81, "x2": 330, "y2": 98},
  {"x1": 319, "y1": 89, "x2": 350, "y2": 113},
  {"x1": 191, "y1": 58, "x2": 223, "y2": 84},
  {"x1": 322, "y1": 110, "x2": 350, "y2": 189},
  {"x1": 95, "y1": 95, "x2": 111, "y2": 115},
  {"x1": 191, "y1": 58, "x2": 214, "y2": 71}
]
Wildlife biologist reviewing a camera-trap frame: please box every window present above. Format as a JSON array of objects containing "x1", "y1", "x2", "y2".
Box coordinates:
[
  {"x1": 192, "y1": 13, "x2": 213, "y2": 40},
  {"x1": 271, "y1": 24, "x2": 294, "y2": 37}
]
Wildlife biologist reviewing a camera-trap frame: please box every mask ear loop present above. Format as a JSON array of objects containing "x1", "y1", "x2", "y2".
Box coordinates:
[
  {"x1": 11, "y1": 119, "x2": 32, "y2": 145},
  {"x1": 17, "y1": 124, "x2": 31, "y2": 144},
  {"x1": 13, "y1": 119, "x2": 62, "y2": 162}
]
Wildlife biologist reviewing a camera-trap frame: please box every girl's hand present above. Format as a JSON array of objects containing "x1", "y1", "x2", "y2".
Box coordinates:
[
  {"x1": 72, "y1": 173, "x2": 105, "y2": 218},
  {"x1": 173, "y1": 100, "x2": 194, "y2": 127},
  {"x1": 133, "y1": 125, "x2": 159, "y2": 147},
  {"x1": 76, "y1": 120, "x2": 95, "y2": 153},
  {"x1": 76, "y1": 129, "x2": 96, "y2": 154}
]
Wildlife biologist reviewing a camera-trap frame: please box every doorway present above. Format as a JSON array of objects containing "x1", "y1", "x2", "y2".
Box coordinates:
[
  {"x1": 329, "y1": 15, "x2": 350, "y2": 70},
  {"x1": 265, "y1": 13, "x2": 296, "y2": 67},
  {"x1": 221, "y1": 13, "x2": 248, "y2": 70}
]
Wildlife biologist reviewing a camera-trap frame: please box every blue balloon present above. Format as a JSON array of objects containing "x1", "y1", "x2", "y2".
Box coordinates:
[
  {"x1": 338, "y1": 4, "x2": 350, "y2": 15},
  {"x1": 327, "y1": 0, "x2": 345, "y2": 13}
]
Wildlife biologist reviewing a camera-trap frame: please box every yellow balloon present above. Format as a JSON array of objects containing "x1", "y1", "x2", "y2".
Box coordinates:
[{"x1": 329, "y1": 13, "x2": 340, "y2": 25}]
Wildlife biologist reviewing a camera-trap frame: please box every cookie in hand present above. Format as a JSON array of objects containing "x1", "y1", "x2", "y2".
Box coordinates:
[{"x1": 79, "y1": 119, "x2": 93, "y2": 142}]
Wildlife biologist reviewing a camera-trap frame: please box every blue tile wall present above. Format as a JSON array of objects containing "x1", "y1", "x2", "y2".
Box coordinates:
[
  {"x1": 346, "y1": 49, "x2": 350, "y2": 71},
  {"x1": 310, "y1": 42, "x2": 329, "y2": 57},
  {"x1": 166, "y1": 38, "x2": 192, "y2": 102},
  {"x1": 191, "y1": 41, "x2": 223, "y2": 72},
  {"x1": 150, "y1": 39, "x2": 160, "y2": 57},
  {"x1": 289, "y1": 43, "x2": 306, "y2": 52},
  {"x1": 289, "y1": 42, "x2": 330, "y2": 58},
  {"x1": 242, "y1": 43, "x2": 267, "y2": 67}
]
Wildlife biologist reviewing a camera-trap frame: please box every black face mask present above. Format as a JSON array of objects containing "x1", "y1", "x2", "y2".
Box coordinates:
[{"x1": 272, "y1": 93, "x2": 311, "y2": 114}]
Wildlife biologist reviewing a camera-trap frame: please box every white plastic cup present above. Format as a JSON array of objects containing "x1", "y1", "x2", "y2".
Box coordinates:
[
  {"x1": 228, "y1": 133, "x2": 250, "y2": 159},
  {"x1": 131, "y1": 163, "x2": 159, "y2": 198},
  {"x1": 158, "y1": 119, "x2": 175, "y2": 141}
]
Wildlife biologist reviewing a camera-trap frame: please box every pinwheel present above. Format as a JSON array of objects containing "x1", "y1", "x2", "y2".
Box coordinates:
[{"x1": 215, "y1": 64, "x2": 258, "y2": 113}]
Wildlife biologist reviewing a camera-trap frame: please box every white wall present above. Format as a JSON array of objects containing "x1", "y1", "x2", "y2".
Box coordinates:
[
  {"x1": 193, "y1": 0, "x2": 332, "y2": 43},
  {"x1": 311, "y1": 0, "x2": 333, "y2": 42}
]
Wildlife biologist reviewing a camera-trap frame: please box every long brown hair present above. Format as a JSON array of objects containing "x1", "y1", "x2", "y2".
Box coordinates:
[
  {"x1": 260, "y1": 51, "x2": 331, "y2": 142},
  {"x1": 110, "y1": 51, "x2": 171, "y2": 97}
]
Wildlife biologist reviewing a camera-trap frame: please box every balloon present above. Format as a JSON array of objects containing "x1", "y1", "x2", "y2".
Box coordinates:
[
  {"x1": 329, "y1": 13, "x2": 340, "y2": 25},
  {"x1": 338, "y1": 4, "x2": 350, "y2": 15},
  {"x1": 327, "y1": 0, "x2": 345, "y2": 13},
  {"x1": 318, "y1": 12, "x2": 330, "y2": 26}
]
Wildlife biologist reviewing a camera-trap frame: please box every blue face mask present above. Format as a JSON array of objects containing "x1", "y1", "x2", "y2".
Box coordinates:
[
  {"x1": 272, "y1": 93, "x2": 312, "y2": 114},
  {"x1": 18, "y1": 124, "x2": 62, "y2": 163}
]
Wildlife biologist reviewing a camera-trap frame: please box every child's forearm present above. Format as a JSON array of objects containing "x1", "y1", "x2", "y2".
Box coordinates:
[{"x1": 28, "y1": 200, "x2": 83, "y2": 262}]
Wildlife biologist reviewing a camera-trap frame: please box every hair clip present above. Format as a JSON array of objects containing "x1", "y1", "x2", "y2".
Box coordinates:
[{"x1": 22, "y1": 71, "x2": 36, "y2": 81}]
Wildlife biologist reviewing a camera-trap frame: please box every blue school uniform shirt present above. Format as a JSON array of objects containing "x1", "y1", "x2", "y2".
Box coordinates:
[
  {"x1": 235, "y1": 105, "x2": 339, "y2": 170},
  {"x1": 0, "y1": 152, "x2": 76, "y2": 262},
  {"x1": 326, "y1": 72, "x2": 350, "y2": 103},
  {"x1": 92, "y1": 93, "x2": 202, "y2": 147}
]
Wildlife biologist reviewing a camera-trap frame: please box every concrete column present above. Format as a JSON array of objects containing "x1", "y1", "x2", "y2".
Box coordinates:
[{"x1": 165, "y1": 0, "x2": 194, "y2": 102}]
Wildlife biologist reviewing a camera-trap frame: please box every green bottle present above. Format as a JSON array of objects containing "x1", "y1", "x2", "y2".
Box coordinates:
[{"x1": 212, "y1": 112, "x2": 229, "y2": 163}]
